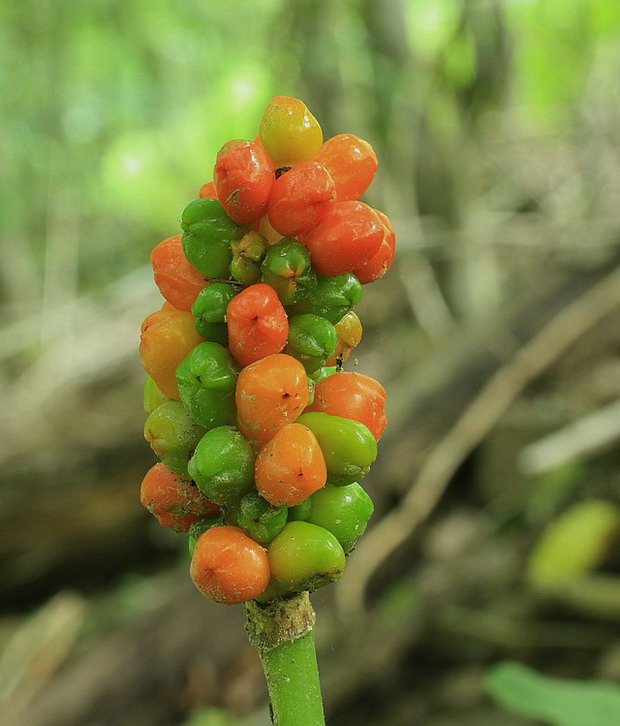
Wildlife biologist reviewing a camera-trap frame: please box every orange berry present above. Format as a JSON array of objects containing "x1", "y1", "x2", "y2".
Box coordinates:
[
  {"x1": 151, "y1": 235, "x2": 207, "y2": 312},
  {"x1": 190, "y1": 526, "x2": 270, "y2": 604},
  {"x1": 139, "y1": 307, "x2": 204, "y2": 399},
  {"x1": 140, "y1": 462, "x2": 220, "y2": 532},
  {"x1": 226, "y1": 283, "x2": 289, "y2": 367},
  {"x1": 315, "y1": 134, "x2": 378, "y2": 201},
  {"x1": 267, "y1": 161, "x2": 335, "y2": 237},
  {"x1": 298, "y1": 201, "x2": 384, "y2": 276},
  {"x1": 256, "y1": 423, "x2": 327, "y2": 507},
  {"x1": 236, "y1": 354, "x2": 309, "y2": 441},
  {"x1": 305, "y1": 372, "x2": 387, "y2": 440}
]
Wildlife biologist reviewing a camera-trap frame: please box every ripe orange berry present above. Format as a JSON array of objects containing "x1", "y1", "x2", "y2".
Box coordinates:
[
  {"x1": 256, "y1": 423, "x2": 327, "y2": 507},
  {"x1": 315, "y1": 134, "x2": 378, "y2": 201},
  {"x1": 140, "y1": 462, "x2": 220, "y2": 532},
  {"x1": 214, "y1": 140, "x2": 274, "y2": 224},
  {"x1": 139, "y1": 307, "x2": 205, "y2": 399},
  {"x1": 305, "y1": 371, "x2": 387, "y2": 440},
  {"x1": 259, "y1": 96, "x2": 323, "y2": 167},
  {"x1": 326, "y1": 311, "x2": 362, "y2": 366},
  {"x1": 236, "y1": 354, "x2": 309, "y2": 442},
  {"x1": 226, "y1": 283, "x2": 289, "y2": 367},
  {"x1": 190, "y1": 526, "x2": 270, "y2": 603},
  {"x1": 351, "y1": 210, "x2": 396, "y2": 284},
  {"x1": 298, "y1": 201, "x2": 384, "y2": 276},
  {"x1": 150, "y1": 235, "x2": 207, "y2": 312},
  {"x1": 267, "y1": 161, "x2": 335, "y2": 237}
]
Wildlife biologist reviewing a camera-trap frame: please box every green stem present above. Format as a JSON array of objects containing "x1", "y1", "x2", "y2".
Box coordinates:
[{"x1": 244, "y1": 592, "x2": 326, "y2": 726}]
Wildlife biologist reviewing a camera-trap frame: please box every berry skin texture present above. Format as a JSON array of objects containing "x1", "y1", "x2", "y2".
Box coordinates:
[
  {"x1": 140, "y1": 307, "x2": 205, "y2": 399},
  {"x1": 236, "y1": 354, "x2": 309, "y2": 442},
  {"x1": 268, "y1": 521, "x2": 345, "y2": 592},
  {"x1": 214, "y1": 141, "x2": 274, "y2": 224},
  {"x1": 298, "y1": 201, "x2": 384, "y2": 276},
  {"x1": 267, "y1": 161, "x2": 335, "y2": 237},
  {"x1": 259, "y1": 96, "x2": 323, "y2": 167},
  {"x1": 255, "y1": 423, "x2": 327, "y2": 507},
  {"x1": 315, "y1": 134, "x2": 378, "y2": 201},
  {"x1": 351, "y1": 210, "x2": 396, "y2": 285},
  {"x1": 150, "y1": 235, "x2": 207, "y2": 312},
  {"x1": 190, "y1": 525, "x2": 270, "y2": 604},
  {"x1": 226, "y1": 283, "x2": 289, "y2": 367},
  {"x1": 305, "y1": 371, "x2": 387, "y2": 440},
  {"x1": 140, "y1": 462, "x2": 219, "y2": 532}
]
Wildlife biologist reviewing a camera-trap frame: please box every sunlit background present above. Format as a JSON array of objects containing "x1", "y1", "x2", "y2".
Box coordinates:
[{"x1": 2, "y1": 1, "x2": 620, "y2": 724}]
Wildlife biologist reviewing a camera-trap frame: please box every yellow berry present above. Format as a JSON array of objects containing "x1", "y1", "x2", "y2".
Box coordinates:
[{"x1": 259, "y1": 96, "x2": 323, "y2": 167}]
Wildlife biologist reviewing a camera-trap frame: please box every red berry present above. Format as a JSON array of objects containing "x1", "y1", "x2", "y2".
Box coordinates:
[
  {"x1": 351, "y1": 210, "x2": 396, "y2": 284},
  {"x1": 267, "y1": 161, "x2": 335, "y2": 237},
  {"x1": 298, "y1": 201, "x2": 384, "y2": 276},
  {"x1": 226, "y1": 283, "x2": 289, "y2": 367},
  {"x1": 214, "y1": 141, "x2": 274, "y2": 224}
]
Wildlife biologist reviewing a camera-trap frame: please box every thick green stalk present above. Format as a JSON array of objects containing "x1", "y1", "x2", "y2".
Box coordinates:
[{"x1": 244, "y1": 592, "x2": 326, "y2": 726}]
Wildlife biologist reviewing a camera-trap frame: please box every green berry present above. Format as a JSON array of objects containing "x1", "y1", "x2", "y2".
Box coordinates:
[
  {"x1": 176, "y1": 342, "x2": 237, "y2": 429},
  {"x1": 188, "y1": 426, "x2": 255, "y2": 506},
  {"x1": 237, "y1": 492, "x2": 288, "y2": 545},
  {"x1": 268, "y1": 521, "x2": 346, "y2": 592},
  {"x1": 284, "y1": 314, "x2": 338, "y2": 374},
  {"x1": 296, "y1": 412, "x2": 377, "y2": 486},
  {"x1": 306, "y1": 483, "x2": 374, "y2": 553},
  {"x1": 181, "y1": 198, "x2": 246, "y2": 278},
  {"x1": 192, "y1": 282, "x2": 238, "y2": 344},
  {"x1": 144, "y1": 400, "x2": 206, "y2": 479},
  {"x1": 261, "y1": 238, "x2": 317, "y2": 305}
]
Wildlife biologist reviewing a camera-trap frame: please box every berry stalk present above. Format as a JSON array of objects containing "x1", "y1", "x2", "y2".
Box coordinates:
[{"x1": 244, "y1": 592, "x2": 325, "y2": 726}]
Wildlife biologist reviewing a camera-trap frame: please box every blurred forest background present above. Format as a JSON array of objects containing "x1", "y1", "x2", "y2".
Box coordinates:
[{"x1": 2, "y1": 0, "x2": 620, "y2": 724}]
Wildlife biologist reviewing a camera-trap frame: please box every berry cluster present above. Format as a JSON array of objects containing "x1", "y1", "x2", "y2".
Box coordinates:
[{"x1": 139, "y1": 97, "x2": 395, "y2": 605}]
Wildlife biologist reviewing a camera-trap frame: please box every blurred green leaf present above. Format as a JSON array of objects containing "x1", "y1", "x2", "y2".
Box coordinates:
[
  {"x1": 526, "y1": 500, "x2": 620, "y2": 587},
  {"x1": 486, "y1": 661, "x2": 620, "y2": 726}
]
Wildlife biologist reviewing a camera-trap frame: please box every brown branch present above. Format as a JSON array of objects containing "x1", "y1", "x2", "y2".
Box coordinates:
[{"x1": 337, "y1": 263, "x2": 620, "y2": 619}]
